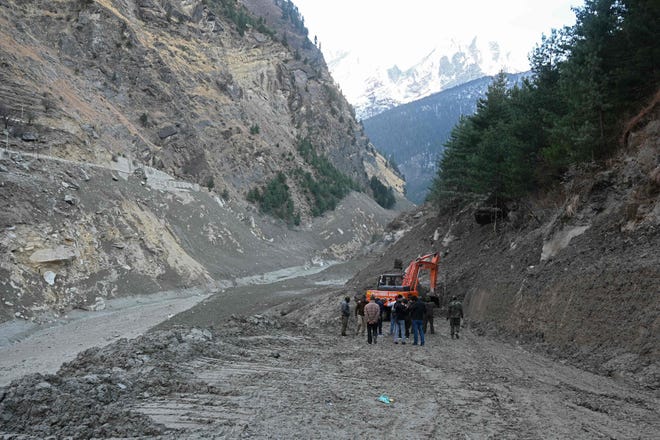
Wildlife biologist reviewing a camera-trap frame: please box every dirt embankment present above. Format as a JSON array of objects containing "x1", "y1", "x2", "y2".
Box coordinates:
[{"x1": 349, "y1": 116, "x2": 660, "y2": 388}]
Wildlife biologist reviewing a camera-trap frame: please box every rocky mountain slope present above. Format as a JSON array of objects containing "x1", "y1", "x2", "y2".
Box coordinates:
[
  {"x1": 0, "y1": 0, "x2": 406, "y2": 322},
  {"x1": 350, "y1": 111, "x2": 660, "y2": 387}
]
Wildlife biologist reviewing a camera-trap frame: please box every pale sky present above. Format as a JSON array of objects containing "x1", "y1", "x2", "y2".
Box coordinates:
[{"x1": 294, "y1": 0, "x2": 584, "y2": 71}]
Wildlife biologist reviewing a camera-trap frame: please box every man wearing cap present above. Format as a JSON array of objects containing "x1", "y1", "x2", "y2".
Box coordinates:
[
  {"x1": 364, "y1": 295, "x2": 381, "y2": 344},
  {"x1": 447, "y1": 295, "x2": 464, "y2": 339}
]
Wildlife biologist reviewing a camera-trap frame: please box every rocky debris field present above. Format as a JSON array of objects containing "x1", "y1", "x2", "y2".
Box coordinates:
[
  {"x1": 1, "y1": 288, "x2": 658, "y2": 439},
  {"x1": 347, "y1": 118, "x2": 660, "y2": 390}
]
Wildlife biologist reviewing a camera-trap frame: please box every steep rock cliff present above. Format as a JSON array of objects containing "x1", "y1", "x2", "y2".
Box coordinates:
[
  {"x1": 0, "y1": 0, "x2": 405, "y2": 321},
  {"x1": 0, "y1": 0, "x2": 402, "y2": 204}
]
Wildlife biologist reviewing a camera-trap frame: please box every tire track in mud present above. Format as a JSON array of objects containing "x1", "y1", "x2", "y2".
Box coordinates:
[
  {"x1": 131, "y1": 328, "x2": 451, "y2": 439},
  {"x1": 442, "y1": 331, "x2": 660, "y2": 440},
  {"x1": 408, "y1": 334, "x2": 530, "y2": 440},
  {"x1": 131, "y1": 335, "x2": 310, "y2": 436},
  {"x1": 131, "y1": 321, "x2": 659, "y2": 439}
]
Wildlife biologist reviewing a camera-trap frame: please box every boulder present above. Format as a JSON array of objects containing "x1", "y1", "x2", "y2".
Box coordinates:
[
  {"x1": 64, "y1": 194, "x2": 77, "y2": 205},
  {"x1": 85, "y1": 297, "x2": 106, "y2": 312},
  {"x1": 43, "y1": 270, "x2": 56, "y2": 285},
  {"x1": 474, "y1": 207, "x2": 504, "y2": 225},
  {"x1": 21, "y1": 132, "x2": 37, "y2": 142},
  {"x1": 30, "y1": 246, "x2": 79, "y2": 264},
  {"x1": 158, "y1": 125, "x2": 178, "y2": 139}
]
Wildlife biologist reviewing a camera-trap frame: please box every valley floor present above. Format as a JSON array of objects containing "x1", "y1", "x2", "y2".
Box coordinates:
[
  {"x1": 0, "y1": 288, "x2": 211, "y2": 387},
  {"x1": 1, "y1": 272, "x2": 658, "y2": 439}
]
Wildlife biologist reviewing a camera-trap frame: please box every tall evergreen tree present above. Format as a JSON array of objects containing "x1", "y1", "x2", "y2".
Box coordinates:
[{"x1": 429, "y1": 0, "x2": 659, "y2": 210}]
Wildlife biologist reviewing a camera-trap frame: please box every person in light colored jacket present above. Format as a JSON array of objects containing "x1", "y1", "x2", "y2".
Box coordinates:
[{"x1": 364, "y1": 296, "x2": 381, "y2": 344}]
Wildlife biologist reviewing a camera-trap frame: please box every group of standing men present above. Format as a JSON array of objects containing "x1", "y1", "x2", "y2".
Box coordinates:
[
  {"x1": 340, "y1": 294, "x2": 464, "y2": 344},
  {"x1": 341, "y1": 295, "x2": 383, "y2": 343}
]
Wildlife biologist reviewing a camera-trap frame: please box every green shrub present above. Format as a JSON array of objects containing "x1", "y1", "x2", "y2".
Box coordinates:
[
  {"x1": 370, "y1": 177, "x2": 396, "y2": 209},
  {"x1": 246, "y1": 172, "x2": 298, "y2": 224},
  {"x1": 295, "y1": 138, "x2": 360, "y2": 216}
]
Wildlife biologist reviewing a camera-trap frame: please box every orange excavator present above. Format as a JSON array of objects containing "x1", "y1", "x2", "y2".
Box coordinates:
[{"x1": 366, "y1": 253, "x2": 440, "y2": 319}]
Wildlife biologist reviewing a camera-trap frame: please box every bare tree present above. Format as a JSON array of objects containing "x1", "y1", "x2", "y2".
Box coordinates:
[
  {"x1": 0, "y1": 104, "x2": 13, "y2": 129},
  {"x1": 25, "y1": 110, "x2": 35, "y2": 125}
]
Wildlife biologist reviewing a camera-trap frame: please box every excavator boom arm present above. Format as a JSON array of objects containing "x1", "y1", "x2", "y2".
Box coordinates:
[{"x1": 401, "y1": 253, "x2": 440, "y2": 292}]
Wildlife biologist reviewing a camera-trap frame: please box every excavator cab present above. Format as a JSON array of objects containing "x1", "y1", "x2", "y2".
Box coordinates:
[{"x1": 376, "y1": 274, "x2": 407, "y2": 291}]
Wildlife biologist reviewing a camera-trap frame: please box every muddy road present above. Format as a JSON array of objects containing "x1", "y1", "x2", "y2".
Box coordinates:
[{"x1": 1, "y1": 259, "x2": 658, "y2": 439}]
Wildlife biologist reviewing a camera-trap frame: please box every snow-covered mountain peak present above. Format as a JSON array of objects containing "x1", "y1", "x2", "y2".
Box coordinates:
[{"x1": 328, "y1": 37, "x2": 526, "y2": 120}]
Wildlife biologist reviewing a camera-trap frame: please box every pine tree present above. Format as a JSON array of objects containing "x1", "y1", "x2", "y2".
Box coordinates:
[{"x1": 428, "y1": 0, "x2": 660, "y2": 210}]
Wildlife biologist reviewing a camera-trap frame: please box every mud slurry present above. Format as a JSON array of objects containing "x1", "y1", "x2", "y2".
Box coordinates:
[{"x1": 1, "y1": 309, "x2": 658, "y2": 439}]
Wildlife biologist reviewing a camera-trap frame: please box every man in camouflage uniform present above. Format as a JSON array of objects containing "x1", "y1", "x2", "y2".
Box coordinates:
[
  {"x1": 355, "y1": 296, "x2": 367, "y2": 336},
  {"x1": 446, "y1": 295, "x2": 464, "y2": 339}
]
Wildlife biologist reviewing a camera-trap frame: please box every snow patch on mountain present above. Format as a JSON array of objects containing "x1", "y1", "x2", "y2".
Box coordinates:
[{"x1": 328, "y1": 37, "x2": 525, "y2": 120}]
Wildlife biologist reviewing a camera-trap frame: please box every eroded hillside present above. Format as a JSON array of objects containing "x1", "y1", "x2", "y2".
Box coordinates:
[
  {"x1": 349, "y1": 112, "x2": 660, "y2": 387},
  {"x1": 0, "y1": 0, "x2": 402, "y2": 202},
  {"x1": 0, "y1": 0, "x2": 406, "y2": 321}
]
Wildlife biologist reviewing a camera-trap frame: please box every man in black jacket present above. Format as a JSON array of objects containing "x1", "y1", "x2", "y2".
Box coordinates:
[
  {"x1": 409, "y1": 296, "x2": 426, "y2": 346},
  {"x1": 340, "y1": 296, "x2": 350, "y2": 336},
  {"x1": 354, "y1": 296, "x2": 367, "y2": 337},
  {"x1": 402, "y1": 298, "x2": 412, "y2": 339},
  {"x1": 392, "y1": 295, "x2": 407, "y2": 344}
]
